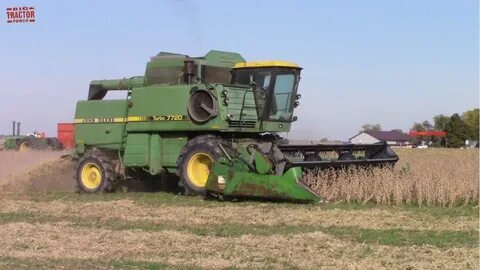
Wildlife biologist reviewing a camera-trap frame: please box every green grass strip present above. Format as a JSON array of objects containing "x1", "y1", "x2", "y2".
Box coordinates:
[
  {"x1": 0, "y1": 256, "x2": 174, "y2": 270},
  {"x1": 0, "y1": 212, "x2": 476, "y2": 248}
]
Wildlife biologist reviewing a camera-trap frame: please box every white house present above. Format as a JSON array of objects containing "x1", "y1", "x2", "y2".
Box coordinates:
[{"x1": 349, "y1": 130, "x2": 411, "y2": 146}]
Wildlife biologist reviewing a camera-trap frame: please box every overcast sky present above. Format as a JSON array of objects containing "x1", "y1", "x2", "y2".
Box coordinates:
[{"x1": 0, "y1": 0, "x2": 478, "y2": 140}]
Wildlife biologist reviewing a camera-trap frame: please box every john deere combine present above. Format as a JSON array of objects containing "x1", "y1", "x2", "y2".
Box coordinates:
[{"x1": 73, "y1": 50, "x2": 398, "y2": 201}]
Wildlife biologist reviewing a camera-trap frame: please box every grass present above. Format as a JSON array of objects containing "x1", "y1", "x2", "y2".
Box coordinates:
[
  {"x1": 0, "y1": 192, "x2": 477, "y2": 249},
  {"x1": 8, "y1": 191, "x2": 479, "y2": 216},
  {"x1": 321, "y1": 226, "x2": 478, "y2": 248},
  {"x1": 0, "y1": 211, "x2": 476, "y2": 248},
  {"x1": 0, "y1": 257, "x2": 172, "y2": 270},
  {"x1": 0, "y1": 192, "x2": 478, "y2": 269}
]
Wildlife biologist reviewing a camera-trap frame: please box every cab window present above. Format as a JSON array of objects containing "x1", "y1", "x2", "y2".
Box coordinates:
[{"x1": 268, "y1": 72, "x2": 296, "y2": 121}]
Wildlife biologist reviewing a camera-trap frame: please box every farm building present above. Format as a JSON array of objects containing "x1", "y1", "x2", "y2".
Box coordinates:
[{"x1": 349, "y1": 130, "x2": 411, "y2": 146}]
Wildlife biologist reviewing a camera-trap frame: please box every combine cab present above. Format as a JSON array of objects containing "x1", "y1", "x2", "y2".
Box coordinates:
[{"x1": 72, "y1": 50, "x2": 399, "y2": 201}]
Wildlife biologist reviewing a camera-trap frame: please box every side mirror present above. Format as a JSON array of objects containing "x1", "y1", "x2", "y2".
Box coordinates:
[{"x1": 292, "y1": 116, "x2": 298, "y2": 122}]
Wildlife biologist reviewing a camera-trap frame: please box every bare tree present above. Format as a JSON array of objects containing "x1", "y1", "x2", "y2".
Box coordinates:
[{"x1": 360, "y1": 123, "x2": 382, "y2": 133}]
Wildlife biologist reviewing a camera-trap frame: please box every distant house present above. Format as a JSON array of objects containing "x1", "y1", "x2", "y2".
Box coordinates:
[
  {"x1": 465, "y1": 140, "x2": 479, "y2": 148},
  {"x1": 349, "y1": 130, "x2": 411, "y2": 146}
]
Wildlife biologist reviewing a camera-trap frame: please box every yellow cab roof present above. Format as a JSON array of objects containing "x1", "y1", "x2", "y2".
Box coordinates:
[{"x1": 233, "y1": 61, "x2": 301, "y2": 69}]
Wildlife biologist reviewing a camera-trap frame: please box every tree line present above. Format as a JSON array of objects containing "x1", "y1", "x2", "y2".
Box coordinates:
[
  {"x1": 411, "y1": 108, "x2": 479, "y2": 147},
  {"x1": 359, "y1": 108, "x2": 479, "y2": 147}
]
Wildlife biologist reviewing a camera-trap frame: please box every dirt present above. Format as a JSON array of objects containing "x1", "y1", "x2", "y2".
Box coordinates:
[{"x1": 0, "y1": 150, "x2": 75, "y2": 192}]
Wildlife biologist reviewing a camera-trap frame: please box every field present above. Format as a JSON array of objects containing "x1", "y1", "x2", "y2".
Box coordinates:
[
  {"x1": 0, "y1": 149, "x2": 478, "y2": 269},
  {"x1": 306, "y1": 148, "x2": 479, "y2": 206}
]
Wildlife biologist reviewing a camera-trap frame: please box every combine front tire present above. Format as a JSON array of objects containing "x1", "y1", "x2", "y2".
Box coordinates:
[
  {"x1": 177, "y1": 136, "x2": 223, "y2": 196},
  {"x1": 75, "y1": 151, "x2": 116, "y2": 193}
]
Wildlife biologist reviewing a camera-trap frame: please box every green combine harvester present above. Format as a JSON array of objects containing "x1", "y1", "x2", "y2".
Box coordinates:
[{"x1": 73, "y1": 50, "x2": 398, "y2": 201}]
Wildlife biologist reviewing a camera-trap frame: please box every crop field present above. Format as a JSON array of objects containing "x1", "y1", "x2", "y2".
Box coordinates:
[
  {"x1": 0, "y1": 149, "x2": 478, "y2": 269},
  {"x1": 306, "y1": 148, "x2": 479, "y2": 206}
]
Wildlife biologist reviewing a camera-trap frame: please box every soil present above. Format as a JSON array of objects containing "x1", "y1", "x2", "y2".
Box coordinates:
[{"x1": 0, "y1": 150, "x2": 75, "y2": 192}]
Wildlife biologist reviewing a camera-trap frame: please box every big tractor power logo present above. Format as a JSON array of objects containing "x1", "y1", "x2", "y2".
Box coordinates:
[{"x1": 6, "y1": 6, "x2": 35, "y2": 23}]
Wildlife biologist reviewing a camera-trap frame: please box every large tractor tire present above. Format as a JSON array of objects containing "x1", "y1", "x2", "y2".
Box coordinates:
[
  {"x1": 177, "y1": 135, "x2": 224, "y2": 196},
  {"x1": 17, "y1": 137, "x2": 46, "y2": 151},
  {"x1": 17, "y1": 140, "x2": 30, "y2": 151},
  {"x1": 75, "y1": 150, "x2": 116, "y2": 193}
]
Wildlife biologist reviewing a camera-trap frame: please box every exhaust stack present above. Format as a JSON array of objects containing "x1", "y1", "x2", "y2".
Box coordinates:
[
  {"x1": 17, "y1": 122, "x2": 20, "y2": 135},
  {"x1": 12, "y1": 121, "x2": 16, "y2": 136},
  {"x1": 183, "y1": 60, "x2": 195, "y2": 84}
]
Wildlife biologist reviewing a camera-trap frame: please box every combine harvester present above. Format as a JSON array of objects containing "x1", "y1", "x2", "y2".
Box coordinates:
[{"x1": 72, "y1": 50, "x2": 398, "y2": 201}]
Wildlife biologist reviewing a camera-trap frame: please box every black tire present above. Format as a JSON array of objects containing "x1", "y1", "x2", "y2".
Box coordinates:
[
  {"x1": 75, "y1": 150, "x2": 116, "y2": 193},
  {"x1": 177, "y1": 135, "x2": 223, "y2": 196},
  {"x1": 46, "y1": 138, "x2": 62, "y2": 150},
  {"x1": 25, "y1": 137, "x2": 48, "y2": 151}
]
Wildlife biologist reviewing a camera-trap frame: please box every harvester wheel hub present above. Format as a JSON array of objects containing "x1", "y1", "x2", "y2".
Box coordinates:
[
  {"x1": 81, "y1": 163, "x2": 102, "y2": 189},
  {"x1": 187, "y1": 153, "x2": 213, "y2": 188}
]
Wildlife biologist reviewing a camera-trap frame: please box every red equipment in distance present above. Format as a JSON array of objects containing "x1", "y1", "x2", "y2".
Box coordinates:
[
  {"x1": 57, "y1": 123, "x2": 75, "y2": 150},
  {"x1": 408, "y1": 130, "x2": 447, "y2": 137}
]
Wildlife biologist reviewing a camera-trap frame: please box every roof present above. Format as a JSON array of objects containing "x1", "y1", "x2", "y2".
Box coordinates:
[
  {"x1": 233, "y1": 61, "x2": 300, "y2": 69},
  {"x1": 350, "y1": 130, "x2": 411, "y2": 142},
  {"x1": 366, "y1": 130, "x2": 411, "y2": 142}
]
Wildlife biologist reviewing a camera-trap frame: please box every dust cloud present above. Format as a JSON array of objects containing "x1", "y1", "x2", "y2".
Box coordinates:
[{"x1": 0, "y1": 150, "x2": 75, "y2": 192}]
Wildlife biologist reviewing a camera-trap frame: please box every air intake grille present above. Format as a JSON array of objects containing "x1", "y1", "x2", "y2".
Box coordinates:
[{"x1": 228, "y1": 120, "x2": 256, "y2": 128}]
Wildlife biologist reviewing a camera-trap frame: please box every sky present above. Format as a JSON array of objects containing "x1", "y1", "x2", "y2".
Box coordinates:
[{"x1": 0, "y1": 0, "x2": 478, "y2": 140}]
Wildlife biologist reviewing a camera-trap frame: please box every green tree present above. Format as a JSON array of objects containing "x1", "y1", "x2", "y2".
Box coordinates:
[
  {"x1": 433, "y1": 114, "x2": 450, "y2": 147},
  {"x1": 433, "y1": 114, "x2": 450, "y2": 130},
  {"x1": 446, "y1": 114, "x2": 470, "y2": 147},
  {"x1": 462, "y1": 109, "x2": 479, "y2": 140}
]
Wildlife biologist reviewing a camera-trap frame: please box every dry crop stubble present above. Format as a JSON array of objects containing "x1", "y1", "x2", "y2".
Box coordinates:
[
  {"x1": 0, "y1": 222, "x2": 477, "y2": 269},
  {"x1": 0, "y1": 197, "x2": 476, "y2": 231},
  {"x1": 0, "y1": 147, "x2": 477, "y2": 269}
]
